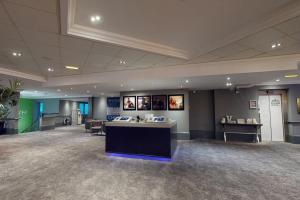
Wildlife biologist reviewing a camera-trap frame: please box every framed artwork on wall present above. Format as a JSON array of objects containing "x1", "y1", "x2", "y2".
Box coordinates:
[
  {"x1": 249, "y1": 100, "x2": 257, "y2": 109},
  {"x1": 297, "y1": 98, "x2": 300, "y2": 113},
  {"x1": 168, "y1": 94, "x2": 184, "y2": 110},
  {"x1": 152, "y1": 95, "x2": 167, "y2": 110},
  {"x1": 137, "y1": 96, "x2": 151, "y2": 110},
  {"x1": 123, "y1": 96, "x2": 136, "y2": 110}
]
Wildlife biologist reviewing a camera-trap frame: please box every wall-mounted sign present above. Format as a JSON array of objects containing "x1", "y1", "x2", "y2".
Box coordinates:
[
  {"x1": 168, "y1": 94, "x2": 184, "y2": 110},
  {"x1": 137, "y1": 96, "x2": 151, "y2": 110},
  {"x1": 249, "y1": 100, "x2": 257, "y2": 109},
  {"x1": 123, "y1": 96, "x2": 136, "y2": 110},
  {"x1": 152, "y1": 95, "x2": 167, "y2": 110}
]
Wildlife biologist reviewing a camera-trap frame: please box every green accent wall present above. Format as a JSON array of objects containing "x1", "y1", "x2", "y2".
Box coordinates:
[{"x1": 18, "y1": 98, "x2": 33, "y2": 134}]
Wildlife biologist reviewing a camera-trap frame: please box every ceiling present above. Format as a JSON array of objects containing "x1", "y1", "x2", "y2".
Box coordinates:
[{"x1": 0, "y1": 0, "x2": 299, "y2": 98}]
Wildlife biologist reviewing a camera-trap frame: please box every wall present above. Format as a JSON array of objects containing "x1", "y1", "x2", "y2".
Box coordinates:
[
  {"x1": 189, "y1": 90, "x2": 215, "y2": 139},
  {"x1": 214, "y1": 88, "x2": 260, "y2": 140},
  {"x1": 59, "y1": 100, "x2": 78, "y2": 116},
  {"x1": 92, "y1": 96, "x2": 107, "y2": 120},
  {"x1": 120, "y1": 90, "x2": 189, "y2": 139},
  {"x1": 18, "y1": 98, "x2": 33, "y2": 133},
  {"x1": 287, "y1": 85, "x2": 300, "y2": 143},
  {"x1": 36, "y1": 99, "x2": 60, "y2": 114}
]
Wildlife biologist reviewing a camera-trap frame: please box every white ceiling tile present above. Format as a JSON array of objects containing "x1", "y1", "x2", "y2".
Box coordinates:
[
  {"x1": 268, "y1": 42, "x2": 300, "y2": 56},
  {"x1": 20, "y1": 28, "x2": 59, "y2": 47},
  {"x1": 5, "y1": 0, "x2": 57, "y2": 13},
  {"x1": 274, "y1": 16, "x2": 300, "y2": 35},
  {"x1": 290, "y1": 31, "x2": 300, "y2": 41},
  {"x1": 4, "y1": 1, "x2": 58, "y2": 33},
  {"x1": 156, "y1": 57, "x2": 186, "y2": 67},
  {"x1": 28, "y1": 44, "x2": 60, "y2": 62},
  {"x1": 117, "y1": 48, "x2": 146, "y2": 61},
  {"x1": 0, "y1": 21, "x2": 22, "y2": 41},
  {"x1": 210, "y1": 43, "x2": 249, "y2": 58},
  {"x1": 87, "y1": 53, "x2": 113, "y2": 65},
  {"x1": 188, "y1": 53, "x2": 220, "y2": 64},
  {"x1": 223, "y1": 48, "x2": 263, "y2": 60},
  {"x1": 60, "y1": 36, "x2": 93, "y2": 53},
  {"x1": 90, "y1": 42, "x2": 122, "y2": 57},
  {"x1": 0, "y1": 4, "x2": 11, "y2": 24},
  {"x1": 133, "y1": 53, "x2": 167, "y2": 67},
  {"x1": 238, "y1": 28, "x2": 286, "y2": 48},
  {"x1": 0, "y1": 54, "x2": 13, "y2": 66}
]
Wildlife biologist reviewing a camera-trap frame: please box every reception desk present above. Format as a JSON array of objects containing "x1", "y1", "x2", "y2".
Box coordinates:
[{"x1": 105, "y1": 121, "x2": 177, "y2": 158}]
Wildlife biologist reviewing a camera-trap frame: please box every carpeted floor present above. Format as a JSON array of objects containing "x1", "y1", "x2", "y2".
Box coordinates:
[{"x1": 0, "y1": 126, "x2": 299, "y2": 200}]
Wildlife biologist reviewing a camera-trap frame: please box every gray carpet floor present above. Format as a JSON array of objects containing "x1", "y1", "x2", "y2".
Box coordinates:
[{"x1": 0, "y1": 126, "x2": 299, "y2": 200}]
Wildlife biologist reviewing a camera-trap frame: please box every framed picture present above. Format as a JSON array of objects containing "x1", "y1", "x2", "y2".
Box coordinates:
[
  {"x1": 123, "y1": 96, "x2": 136, "y2": 110},
  {"x1": 152, "y1": 95, "x2": 167, "y2": 110},
  {"x1": 137, "y1": 96, "x2": 151, "y2": 110},
  {"x1": 297, "y1": 98, "x2": 300, "y2": 113},
  {"x1": 249, "y1": 100, "x2": 257, "y2": 109},
  {"x1": 168, "y1": 94, "x2": 184, "y2": 110}
]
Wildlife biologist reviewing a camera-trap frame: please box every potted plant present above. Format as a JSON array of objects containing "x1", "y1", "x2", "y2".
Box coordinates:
[{"x1": 0, "y1": 79, "x2": 21, "y2": 133}]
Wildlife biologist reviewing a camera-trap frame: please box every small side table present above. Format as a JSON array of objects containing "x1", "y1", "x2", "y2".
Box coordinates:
[{"x1": 220, "y1": 123, "x2": 263, "y2": 143}]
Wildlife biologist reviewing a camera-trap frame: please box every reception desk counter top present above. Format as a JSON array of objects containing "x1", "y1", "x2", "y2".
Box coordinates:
[{"x1": 105, "y1": 120, "x2": 176, "y2": 128}]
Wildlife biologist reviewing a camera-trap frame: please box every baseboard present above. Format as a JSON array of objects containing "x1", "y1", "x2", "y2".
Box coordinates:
[
  {"x1": 0, "y1": 128, "x2": 18, "y2": 135},
  {"x1": 288, "y1": 135, "x2": 300, "y2": 144},
  {"x1": 41, "y1": 125, "x2": 55, "y2": 131},
  {"x1": 190, "y1": 130, "x2": 215, "y2": 140},
  {"x1": 176, "y1": 132, "x2": 190, "y2": 140}
]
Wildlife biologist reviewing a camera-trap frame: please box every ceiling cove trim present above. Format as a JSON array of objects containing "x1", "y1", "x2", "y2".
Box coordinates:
[
  {"x1": 43, "y1": 54, "x2": 300, "y2": 87},
  {"x1": 61, "y1": 0, "x2": 189, "y2": 60},
  {"x1": 0, "y1": 67, "x2": 46, "y2": 82}
]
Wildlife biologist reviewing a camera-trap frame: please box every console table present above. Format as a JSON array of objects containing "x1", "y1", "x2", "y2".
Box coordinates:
[{"x1": 220, "y1": 123, "x2": 263, "y2": 143}]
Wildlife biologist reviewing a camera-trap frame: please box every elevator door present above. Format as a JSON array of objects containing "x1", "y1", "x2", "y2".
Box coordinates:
[{"x1": 258, "y1": 95, "x2": 284, "y2": 142}]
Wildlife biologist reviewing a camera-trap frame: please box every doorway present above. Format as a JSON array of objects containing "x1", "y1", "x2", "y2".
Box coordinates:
[{"x1": 258, "y1": 95, "x2": 284, "y2": 142}]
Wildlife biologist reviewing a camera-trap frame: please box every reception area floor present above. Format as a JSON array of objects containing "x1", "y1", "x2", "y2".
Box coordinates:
[{"x1": 0, "y1": 126, "x2": 299, "y2": 200}]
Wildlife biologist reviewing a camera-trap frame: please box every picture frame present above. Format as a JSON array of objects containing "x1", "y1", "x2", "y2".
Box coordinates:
[
  {"x1": 249, "y1": 100, "x2": 257, "y2": 109},
  {"x1": 137, "y1": 96, "x2": 151, "y2": 110},
  {"x1": 168, "y1": 94, "x2": 184, "y2": 110},
  {"x1": 152, "y1": 95, "x2": 167, "y2": 110},
  {"x1": 297, "y1": 98, "x2": 300, "y2": 113},
  {"x1": 123, "y1": 96, "x2": 136, "y2": 110}
]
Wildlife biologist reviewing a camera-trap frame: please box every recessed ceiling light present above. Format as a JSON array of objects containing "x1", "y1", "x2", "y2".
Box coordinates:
[
  {"x1": 284, "y1": 74, "x2": 299, "y2": 78},
  {"x1": 57, "y1": 89, "x2": 61, "y2": 92},
  {"x1": 226, "y1": 82, "x2": 232, "y2": 87},
  {"x1": 48, "y1": 67, "x2": 54, "y2": 72},
  {"x1": 12, "y1": 52, "x2": 22, "y2": 57},
  {"x1": 227, "y1": 77, "x2": 231, "y2": 81},
  {"x1": 90, "y1": 15, "x2": 102, "y2": 23},
  {"x1": 276, "y1": 79, "x2": 280, "y2": 82},
  {"x1": 185, "y1": 80, "x2": 189, "y2": 83},
  {"x1": 65, "y1": 65, "x2": 79, "y2": 70},
  {"x1": 120, "y1": 60, "x2": 126, "y2": 65},
  {"x1": 271, "y1": 43, "x2": 281, "y2": 49},
  {"x1": 86, "y1": 90, "x2": 90, "y2": 93},
  {"x1": 70, "y1": 88, "x2": 73, "y2": 90}
]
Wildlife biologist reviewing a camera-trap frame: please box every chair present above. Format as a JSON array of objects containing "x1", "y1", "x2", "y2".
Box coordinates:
[
  {"x1": 85, "y1": 120, "x2": 92, "y2": 133},
  {"x1": 91, "y1": 120, "x2": 104, "y2": 135}
]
